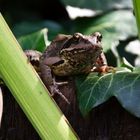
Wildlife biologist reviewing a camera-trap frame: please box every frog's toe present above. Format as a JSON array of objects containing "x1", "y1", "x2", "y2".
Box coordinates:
[{"x1": 93, "y1": 65, "x2": 115, "y2": 73}]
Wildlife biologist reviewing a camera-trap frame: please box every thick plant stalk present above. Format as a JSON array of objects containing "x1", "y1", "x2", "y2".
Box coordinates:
[
  {"x1": 0, "y1": 13, "x2": 78, "y2": 140},
  {"x1": 133, "y1": 0, "x2": 140, "y2": 38}
]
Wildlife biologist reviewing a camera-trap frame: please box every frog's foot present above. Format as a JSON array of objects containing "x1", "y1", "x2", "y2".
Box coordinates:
[
  {"x1": 92, "y1": 65, "x2": 115, "y2": 73},
  {"x1": 49, "y1": 78, "x2": 70, "y2": 104},
  {"x1": 50, "y1": 85, "x2": 70, "y2": 104},
  {"x1": 25, "y1": 50, "x2": 42, "y2": 62}
]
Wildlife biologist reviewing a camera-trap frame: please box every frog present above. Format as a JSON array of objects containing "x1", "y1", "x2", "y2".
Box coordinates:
[{"x1": 25, "y1": 32, "x2": 110, "y2": 104}]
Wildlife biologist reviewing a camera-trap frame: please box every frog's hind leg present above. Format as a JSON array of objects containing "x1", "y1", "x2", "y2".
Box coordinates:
[
  {"x1": 51, "y1": 77, "x2": 70, "y2": 104},
  {"x1": 40, "y1": 64, "x2": 70, "y2": 104}
]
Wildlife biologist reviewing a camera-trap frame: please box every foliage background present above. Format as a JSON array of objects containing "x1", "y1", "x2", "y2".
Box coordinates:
[
  {"x1": 1, "y1": 0, "x2": 140, "y2": 117},
  {"x1": 0, "y1": 0, "x2": 138, "y2": 66}
]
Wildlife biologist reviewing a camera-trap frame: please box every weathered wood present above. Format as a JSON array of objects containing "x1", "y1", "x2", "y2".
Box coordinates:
[
  {"x1": 0, "y1": 86, "x2": 40, "y2": 140},
  {"x1": 1, "y1": 80, "x2": 140, "y2": 140}
]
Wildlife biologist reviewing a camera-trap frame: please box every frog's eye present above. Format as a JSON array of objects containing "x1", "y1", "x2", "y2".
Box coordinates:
[
  {"x1": 91, "y1": 32, "x2": 102, "y2": 42},
  {"x1": 73, "y1": 33, "x2": 82, "y2": 40},
  {"x1": 97, "y1": 33, "x2": 102, "y2": 42}
]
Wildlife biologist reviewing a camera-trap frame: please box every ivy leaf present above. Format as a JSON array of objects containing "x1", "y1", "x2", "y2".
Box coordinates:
[
  {"x1": 125, "y1": 40, "x2": 140, "y2": 66},
  {"x1": 13, "y1": 20, "x2": 65, "y2": 40},
  {"x1": 121, "y1": 57, "x2": 134, "y2": 71},
  {"x1": 74, "y1": 10, "x2": 137, "y2": 52},
  {"x1": 18, "y1": 28, "x2": 50, "y2": 52},
  {"x1": 61, "y1": 0, "x2": 132, "y2": 11},
  {"x1": 76, "y1": 69, "x2": 140, "y2": 117}
]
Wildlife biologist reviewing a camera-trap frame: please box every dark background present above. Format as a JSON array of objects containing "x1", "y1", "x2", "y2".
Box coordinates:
[{"x1": 0, "y1": 0, "x2": 69, "y2": 24}]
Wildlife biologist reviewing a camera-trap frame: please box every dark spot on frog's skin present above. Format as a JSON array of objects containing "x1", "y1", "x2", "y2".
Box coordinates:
[
  {"x1": 69, "y1": 60, "x2": 77, "y2": 66},
  {"x1": 52, "y1": 60, "x2": 65, "y2": 66}
]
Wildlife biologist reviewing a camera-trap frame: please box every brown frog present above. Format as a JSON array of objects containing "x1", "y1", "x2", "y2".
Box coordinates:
[{"x1": 26, "y1": 32, "x2": 109, "y2": 103}]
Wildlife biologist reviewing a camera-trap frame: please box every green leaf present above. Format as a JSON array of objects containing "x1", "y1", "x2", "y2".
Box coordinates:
[
  {"x1": 61, "y1": 0, "x2": 132, "y2": 11},
  {"x1": 133, "y1": 67, "x2": 140, "y2": 73},
  {"x1": 18, "y1": 28, "x2": 50, "y2": 52},
  {"x1": 76, "y1": 69, "x2": 140, "y2": 117},
  {"x1": 121, "y1": 57, "x2": 134, "y2": 71},
  {"x1": 74, "y1": 10, "x2": 137, "y2": 52},
  {"x1": 133, "y1": 0, "x2": 140, "y2": 38},
  {"x1": 124, "y1": 40, "x2": 140, "y2": 66},
  {"x1": 126, "y1": 40, "x2": 140, "y2": 56},
  {"x1": 13, "y1": 20, "x2": 66, "y2": 40}
]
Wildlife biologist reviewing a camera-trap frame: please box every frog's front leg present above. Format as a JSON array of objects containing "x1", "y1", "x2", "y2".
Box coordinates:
[
  {"x1": 24, "y1": 50, "x2": 42, "y2": 73},
  {"x1": 40, "y1": 62, "x2": 70, "y2": 104},
  {"x1": 93, "y1": 52, "x2": 114, "y2": 73},
  {"x1": 25, "y1": 50, "x2": 70, "y2": 104}
]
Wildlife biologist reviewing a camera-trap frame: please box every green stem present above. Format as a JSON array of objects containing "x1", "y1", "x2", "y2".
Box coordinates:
[
  {"x1": 133, "y1": 0, "x2": 140, "y2": 38},
  {"x1": 0, "y1": 13, "x2": 78, "y2": 140}
]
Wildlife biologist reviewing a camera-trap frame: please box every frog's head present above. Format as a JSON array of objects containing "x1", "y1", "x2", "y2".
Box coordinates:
[{"x1": 60, "y1": 32, "x2": 103, "y2": 62}]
